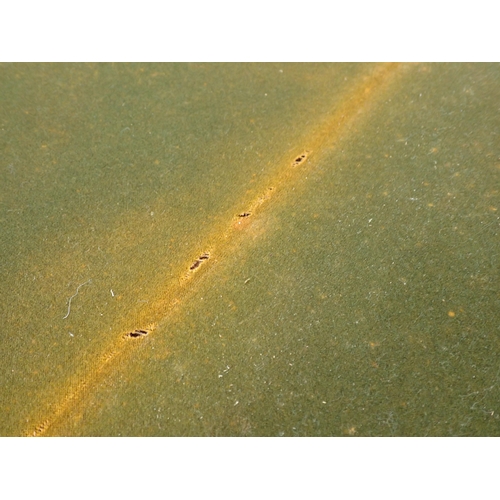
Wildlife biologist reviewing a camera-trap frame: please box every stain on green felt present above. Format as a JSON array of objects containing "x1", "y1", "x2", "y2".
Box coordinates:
[{"x1": 39, "y1": 64, "x2": 500, "y2": 436}]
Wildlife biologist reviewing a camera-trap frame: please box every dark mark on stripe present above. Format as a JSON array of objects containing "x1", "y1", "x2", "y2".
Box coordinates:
[{"x1": 190, "y1": 252, "x2": 210, "y2": 271}]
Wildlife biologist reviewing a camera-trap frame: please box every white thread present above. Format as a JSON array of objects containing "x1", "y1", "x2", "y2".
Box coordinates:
[{"x1": 63, "y1": 279, "x2": 91, "y2": 319}]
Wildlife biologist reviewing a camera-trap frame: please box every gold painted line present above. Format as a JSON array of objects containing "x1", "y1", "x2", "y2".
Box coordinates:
[
  {"x1": 28, "y1": 346, "x2": 121, "y2": 436},
  {"x1": 27, "y1": 63, "x2": 410, "y2": 436}
]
